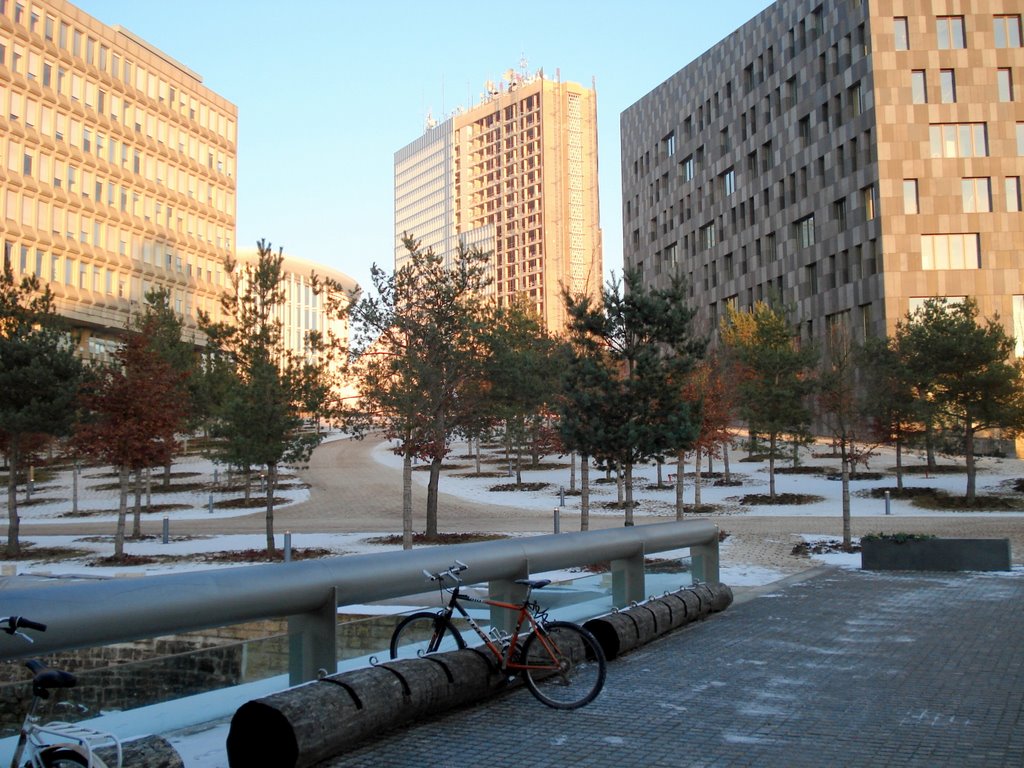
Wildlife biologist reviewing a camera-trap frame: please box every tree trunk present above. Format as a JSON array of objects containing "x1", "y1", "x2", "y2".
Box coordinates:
[
  {"x1": 694, "y1": 450, "x2": 703, "y2": 507},
  {"x1": 723, "y1": 442, "x2": 731, "y2": 484},
  {"x1": 163, "y1": 459, "x2": 172, "y2": 488},
  {"x1": 569, "y1": 452, "x2": 577, "y2": 493},
  {"x1": 265, "y1": 462, "x2": 277, "y2": 555},
  {"x1": 402, "y1": 454, "x2": 413, "y2": 549},
  {"x1": 841, "y1": 441, "x2": 851, "y2": 548},
  {"x1": 6, "y1": 440, "x2": 21, "y2": 557},
  {"x1": 675, "y1": 453, "x2": 685, "y2": 520},
  {"x1": 925, "y1": 420, "x2": 936, "y2": 473},
  {"x1": 474, "y1": 439, "x2": 481, "y2": 475},
  {"x1": 244, "y1": 467, "x2": 252, "y2": 502},
  {"x1": 115, "y1": 465, "x2": 129, "y2": 559},
  {"x1": 656, "y1": 459, "x2": 664, "y2": 487},
  {"x1": 769, "y1": 433, "x2": 777, "y2": 500},
  {"x1": 623, "y1": 462, "x2": 635, "y2": 526},
  {"x1": 580, "y1": 454, "x2": 589, "y2": 531},
  {"x1": 616, "y1": 463, "x2": 624, "y2": 506},
  {"x1": 706, "y1": 451, "x2": 714, "y2": 475},
  {"x1": 132, "y1": 469, "x2": 143, "y2": 538},
  {"x1": 426, "y1": 456, "x2": 442, "y2": 538},
  {"x1": 895, "y1": 437, "x2": 904, "y2": 491},
  {"x1": 515, "y1": 443, "x2": 523, "y2": 488},
  {"x1": 965, "y1": 424, "x2": 976, "y2": 503},
  {"x1": 72, "y1": 461, "x2": 79, "y2": 516},
  {"x1": 504, "y1": 427, "x2": 512, "y2": 477}
]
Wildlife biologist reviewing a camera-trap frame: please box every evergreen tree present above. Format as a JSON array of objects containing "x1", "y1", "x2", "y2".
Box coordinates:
[
  {"x1": 348, "y1": 237, "x2": 490, "y2": 544},
  {"x1": 199, "y1": 240, "x2": 321, "y2": 554},
  {"x1": 482, "y1": 298, "x2": 562, "y2": 487},
  {"x1": 563, "y1": 271, "x2": 705, "y2": 525},
  {"x1": 0, "y1": 264, "x2": 84, "y2": 557},
  {"x1": 721, "y1": 301, "x2": 817, "y2": 500},
  {"x1": 894, "y1": 298, "x2": 1024, "y2": 502}
]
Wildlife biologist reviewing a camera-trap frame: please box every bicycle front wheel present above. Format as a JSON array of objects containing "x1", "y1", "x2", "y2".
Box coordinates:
[
  {"x1": 39, "y1": 746, "x2": 90, "y2": 767},
  {"x1": 389, "y1": 612, "x2": 466, "y2": 660},
  {"x1": 521, "y1": 620, "x2": 607, "y2": 709}
]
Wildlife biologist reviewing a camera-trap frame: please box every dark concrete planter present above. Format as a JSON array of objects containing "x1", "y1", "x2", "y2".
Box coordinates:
[{"x1": 861, "y1": 538, "x2": 1011, "y2": 572}]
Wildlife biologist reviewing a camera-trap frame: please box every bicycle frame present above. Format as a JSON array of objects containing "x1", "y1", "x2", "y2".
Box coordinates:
[{"x1": 433, "y1": 582, "x2": 562, "y2": 674}]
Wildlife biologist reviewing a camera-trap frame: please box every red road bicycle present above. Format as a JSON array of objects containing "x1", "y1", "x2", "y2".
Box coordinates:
[{"x1": 387, "y1": 561, "x2": 606, "y2": 709}]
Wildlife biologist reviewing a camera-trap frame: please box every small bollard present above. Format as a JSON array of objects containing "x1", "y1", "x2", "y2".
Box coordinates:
[
  {"x1": 885, "y1": 490, "x2": 891, "y2": 515},
  {"x1": 553, "y1": 508, "x2": 560, "y2": 534},
  {"x1": 284, "y1": 531, "x2": 292, "y2": 563},
  {"x1": 162, "y1": 516, "x2": 169, "y2": 544},
  {"x1": 559, "y1": 486, "x2": 565, "y2": 507},
  {"x1": 208, "y1": 493, "x2": 214, "y2": 514}
]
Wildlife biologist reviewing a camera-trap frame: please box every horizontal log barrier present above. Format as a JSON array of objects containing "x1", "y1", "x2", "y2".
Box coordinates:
[
  {"x1": 226, "y1": 583, "x2": 734, "y2": 767},
  {"x1": 95, "y1": 734, "x2": 183, "y2": 768},
  {"x1": 226, "y1": 649, "x2": 507, "y2": 768},
  {"x1": 584, "y1": 583, "x2": 734, "y2": 660}
]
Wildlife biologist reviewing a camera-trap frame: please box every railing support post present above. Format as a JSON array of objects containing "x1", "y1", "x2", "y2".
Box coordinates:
[
  {"x1": 489, "y1": 565, "x2": 530, "y2": 635},
  {"x1": 611, "y1": 552, "x2": 645, "y2": 608},
  {"x1": 288, "y1": 587, "x2": 337, "y2": 686},
  {"x1": 690, "y1": 534, "x2": 720, "y2": 583}
]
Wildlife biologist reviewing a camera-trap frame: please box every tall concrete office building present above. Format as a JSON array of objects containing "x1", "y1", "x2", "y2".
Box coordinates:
[
  {"x1": 621, "y1": 0, "x2": 1024, "y2": 351},
  {"x1": 395, "y1": 69, "x2": 602, "y2": 332},
  {"x1": 1, "y1": 0, "x2": 237, "y2": 360}
]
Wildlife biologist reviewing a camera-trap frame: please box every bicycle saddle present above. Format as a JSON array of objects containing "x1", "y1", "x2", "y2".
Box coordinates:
[
  {"x1": 26, "y1": 659, "x2": 77, "y2": 697},
  {"x1": 515, "y1": 578, "x2": 551, "y2": 589}
]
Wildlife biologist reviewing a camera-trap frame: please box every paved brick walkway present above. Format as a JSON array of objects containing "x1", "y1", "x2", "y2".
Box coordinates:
[{"x1": 322, "y1": 567, "x2": 1024, "y2": 768}]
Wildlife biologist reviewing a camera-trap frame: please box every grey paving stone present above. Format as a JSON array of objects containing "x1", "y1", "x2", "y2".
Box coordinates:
[{"x1": 317, "y1": 568, "x2": 1024, "y2": 767}]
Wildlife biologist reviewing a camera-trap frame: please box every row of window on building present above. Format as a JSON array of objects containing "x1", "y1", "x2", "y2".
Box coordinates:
[
  {"x1": 0, "y1": 0, "x2": 235, "y2": 142},
  {"x1": 0, "y1": 83, "x2": 235, "y2": 214},
  {"x1": 2, "y1": 237, "x2": 215, "y2": 319},
  {"x1": 893, "y1": 14, "x2": 1022, "y2": 52}
]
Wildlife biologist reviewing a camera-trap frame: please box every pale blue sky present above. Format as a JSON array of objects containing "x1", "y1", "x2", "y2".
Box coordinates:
[{"x1": 76, "y1": 0, "x2": 773, "y2": 287}]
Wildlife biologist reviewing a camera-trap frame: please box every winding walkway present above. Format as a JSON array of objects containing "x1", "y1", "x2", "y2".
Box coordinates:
[{"x1": 8, "y1": 437, "x2": 1024, "y2": 571}]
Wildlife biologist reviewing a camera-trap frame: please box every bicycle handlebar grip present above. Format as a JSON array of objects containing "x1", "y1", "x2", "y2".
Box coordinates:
[{"x1": 16, "y1": 617, "x2": 47, "y2": 632}]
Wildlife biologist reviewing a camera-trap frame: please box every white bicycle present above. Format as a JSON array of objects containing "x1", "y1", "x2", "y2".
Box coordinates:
[{"x1": 2, "y1": 617, "x2": 121, "y2": 768}]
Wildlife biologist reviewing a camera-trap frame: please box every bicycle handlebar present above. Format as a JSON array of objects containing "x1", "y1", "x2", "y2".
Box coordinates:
[
  {"x1": 1, "y1": 616, "x2": 47, "y2": 642},
  {"x1": 423, "y1": 560, "x2": 469, "y2": 583}
]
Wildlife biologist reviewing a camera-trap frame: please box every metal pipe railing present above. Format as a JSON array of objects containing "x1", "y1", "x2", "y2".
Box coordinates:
[{"x1": 0, "y1": 520, "x2": 719, "y2": 683}]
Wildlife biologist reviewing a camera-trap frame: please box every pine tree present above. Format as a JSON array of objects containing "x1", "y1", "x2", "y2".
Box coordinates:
[
  {"x1": 199, "y1": 240, "x2": 321, "y2": 554},
  {"x1": 562, "y1": 272, "x2": 705, "y2": 525},
  {"x1": 0, "y1": 264, "x2": 84, "y2": 557},
  {"x1": 895, "y1": 298, "x2": 1024, "y2": 502},
  {"x1": 721, "y1": 301, "x2": 817, "y2": 500},
  {"x1": 348, "y1": 237, "x2": 490, "y2": 545}
]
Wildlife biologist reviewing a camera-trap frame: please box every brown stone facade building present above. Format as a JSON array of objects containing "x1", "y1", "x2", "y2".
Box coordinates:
[{"x1": 621, "y1": 0, "x2": 1023, "y2": 352}]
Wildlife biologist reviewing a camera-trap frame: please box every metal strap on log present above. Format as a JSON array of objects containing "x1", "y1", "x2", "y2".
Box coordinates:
[
  {"x1": 226, "y1": 649, "x2": 507, "y2": 768},
  {"x1": 584, "y1": 583, "x2": 733, "y2": 660}
]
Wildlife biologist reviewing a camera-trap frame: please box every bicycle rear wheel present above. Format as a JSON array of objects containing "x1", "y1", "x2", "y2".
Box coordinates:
[
  {"x1": 39, "y1": 746, "x2": 89, "y2": 767},
  {"x1": 521, "y1": 620, "x2": 606, "y2": 709},
  {"x1": 388, "y1": 612, "x2": 466, "y2": 660}
]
